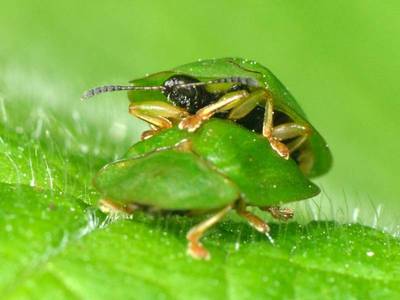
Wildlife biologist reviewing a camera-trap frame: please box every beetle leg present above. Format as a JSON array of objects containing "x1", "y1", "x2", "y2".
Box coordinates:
[
  {"x1": 179, "y1": 90, "x2": 249, "y2": 132},
  {"x1": 229, "y1": 91, "x2": 292, "y2": 159},
  {"x1": 129, "y1": 101, "x2": 189, "y2": 136},
  {"x1": 186, "y1": 204, "x2": 232, "y2": 260},
  {"x1": 262, "y1": 97, "x2": 290, "y2": 159},
  {"x1": 228, "y1": 90, "x2": 291, "y2": 159},
  {"x1": 263, "y1": 206, "x2": 294, "y2": 221},
  {"x1": 272, "y1": 123, "x2": 311, "y2": 153},
  {"x1": 225, "y1": 89, "x2": 265, "y2": 119},
  {"x1": 235, "y1": 200, "x2": 270, "y2": 234}
]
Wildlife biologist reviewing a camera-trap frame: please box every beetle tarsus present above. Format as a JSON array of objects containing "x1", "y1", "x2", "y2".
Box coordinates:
[
  {"x1": 179, "y1": 115, "x2": 206, "y2": 132},
  {"x1": 264, "y1": 206, "x2": 294, "y2": 220},
  {"x1": 187, "y1": 240, "x2": 211, "y2": 260},
  {"x1": 268, "y1": 137, "x2": 290, "y2": 160}
]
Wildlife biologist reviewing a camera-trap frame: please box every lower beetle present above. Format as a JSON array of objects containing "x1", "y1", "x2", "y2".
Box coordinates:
[
  {"x1": 94, "y1": 119, "x2": 320, "y2": 260},
  {"x1": 82, "y1": 58, "x2": 332, "y2": 178}
]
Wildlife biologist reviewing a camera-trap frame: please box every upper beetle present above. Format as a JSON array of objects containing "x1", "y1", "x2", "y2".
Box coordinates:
[{"x1": 82, "y1": 57, "x2": 332, "y2": 178}]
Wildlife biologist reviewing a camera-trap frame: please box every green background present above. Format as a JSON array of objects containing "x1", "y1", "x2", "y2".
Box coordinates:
[{"x1": 1, "y1": 1, "x2": 399, "y2": 299}]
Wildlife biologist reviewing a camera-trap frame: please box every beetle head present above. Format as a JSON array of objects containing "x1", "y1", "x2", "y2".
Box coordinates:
[{"x1": 161, "y1": 75, "x2": 207, "y2": 113}]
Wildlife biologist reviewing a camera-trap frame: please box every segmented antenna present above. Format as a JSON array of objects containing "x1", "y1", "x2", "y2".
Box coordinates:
[
  {"x1": 81, "y1": 76, "x2": 259, "y2": 100},
  {"x1": 81, "y1": 85, "x2": 164, "y2": 100},
  {"x1": 200, "y1": 77, "x2": 259, "y2": 87}
]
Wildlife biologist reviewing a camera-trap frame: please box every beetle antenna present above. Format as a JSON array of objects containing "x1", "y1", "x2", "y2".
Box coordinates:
[
  {"x1": 175, "y1": 77, "x2": 260, "y2": 88},
  {"x1": 81, "y1": 85, "x2": 165, "y2": 100},
  {"x1": 81, "y1": 77, "x2": 259, "y2": 100}
]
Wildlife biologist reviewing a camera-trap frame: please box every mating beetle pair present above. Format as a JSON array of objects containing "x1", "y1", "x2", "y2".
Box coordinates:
[{"x1": 83, "y1": 58, "x2": 332, "y2": 259}]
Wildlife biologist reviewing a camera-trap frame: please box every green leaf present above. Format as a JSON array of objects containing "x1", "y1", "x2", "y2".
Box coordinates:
[{"x1": 1, "y1": 175, "x2": 399, "y2": 299}]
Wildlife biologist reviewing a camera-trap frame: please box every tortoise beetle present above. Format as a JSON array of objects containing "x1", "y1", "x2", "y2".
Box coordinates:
[
  {"x1": 94, "y1": 119, "x2": 321, "y2": 260},
  {"x1": 82, "y1": 58, "x2": 332, "y2": 177}
]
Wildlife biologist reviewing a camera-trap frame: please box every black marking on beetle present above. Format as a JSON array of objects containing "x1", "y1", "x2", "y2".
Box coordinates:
[{"x1": 162, "y1": 75, "x2": 214, "y2": 114}]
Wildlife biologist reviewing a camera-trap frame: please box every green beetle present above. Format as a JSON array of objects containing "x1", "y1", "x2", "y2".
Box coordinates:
[
  {"x1": 82, "y1": 57, "x2": 332, "y2": 177},
  {"x1": 94, "y1": 119, "x2": 320, "y2": 260}
]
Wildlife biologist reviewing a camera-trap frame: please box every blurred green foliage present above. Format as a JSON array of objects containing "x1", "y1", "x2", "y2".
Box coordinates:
[{"x1": 0, "y1": 0, "x2": 399, "y2": 298}]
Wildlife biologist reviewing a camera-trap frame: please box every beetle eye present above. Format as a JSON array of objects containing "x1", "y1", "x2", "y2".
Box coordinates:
[{"x1": 162, "y1": 75, "x2": 205, "y2": 113}]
